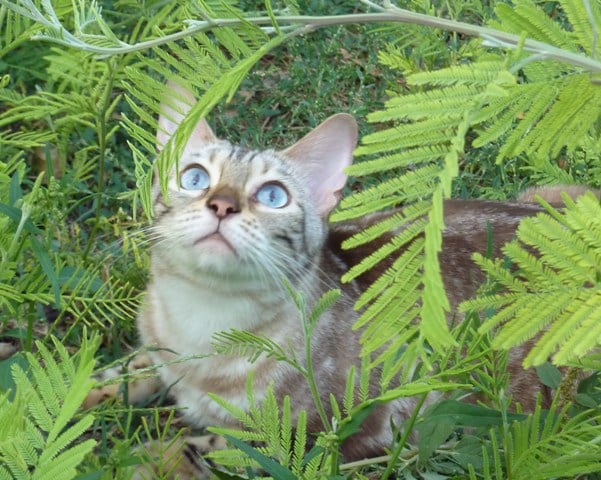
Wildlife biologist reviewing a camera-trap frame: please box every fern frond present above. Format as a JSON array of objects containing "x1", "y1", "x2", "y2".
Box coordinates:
[
  {"x1": 558, "y1": 0, "x2": 601, "y2": 54},
  {"x1": 503, "y1": 404, "x2": 601, "y2": 479},
  {"x1": 368, "y1": 84, "x2": 484, "y2": 122},
  {"x1": 463, "y1": 193, "x2": 601, "y2": 366},
  {"x1": 336, "y1": 55, "x2": 513, "y2": 365},
  {"x1": 61, "y1": 267, "x2": 142, "y2": 328},
  {"x1": 212, "y1": 329, "x2": 300, "y2": 368},
  {"x1": 208, "y1": 386, "x2": 318, "y2": 474},
  {"x1": 346, "y1": 146, "x2": 448, "y2": 177},
  {"x1": 408, "y1": 61, "x2": 513, "y2": 87},
  {"x1": 0, "y1": 334, "x2": 99, "y2": 479},
  {"x1": 494, "y1": 1, "x2": 577, "y2": 50}
]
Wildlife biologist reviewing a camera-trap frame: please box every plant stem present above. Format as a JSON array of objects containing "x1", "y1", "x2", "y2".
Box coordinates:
[
  {"x1": 298, "y1": 292, "x2": 342, "y2": 475},
  {"x1": 302, "y1": 313, "x2": 331, "y2": 434},
  {"x1": 83, "y1": 62, "x2": 116, "y2": 260},
  {"x1": 380, "y1": 393, "x2": 428, "y2": 480}
]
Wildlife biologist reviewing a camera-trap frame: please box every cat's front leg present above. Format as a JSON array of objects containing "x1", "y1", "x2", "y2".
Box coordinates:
[
  {"x1": 82, "y1": 353, "x2": 163, "y2": 408},
  {"x1": 132, "y1": 434, "x2": 228, "y2": 480}
]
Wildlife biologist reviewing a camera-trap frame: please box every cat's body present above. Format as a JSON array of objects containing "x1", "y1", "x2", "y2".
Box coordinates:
[
  {"x1": 140, "y1": 89, "x2": 398, "y2": 458},
  {"x1": 133, "y1": 83, "x2": 584, "y2": 469}
]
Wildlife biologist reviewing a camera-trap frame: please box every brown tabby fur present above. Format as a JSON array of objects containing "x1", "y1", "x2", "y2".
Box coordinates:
[{"x1": 84, "y1": 83, "x2": 595, "y2": 478}]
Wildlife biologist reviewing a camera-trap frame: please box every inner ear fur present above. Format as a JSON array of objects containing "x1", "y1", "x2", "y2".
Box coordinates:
[{"x1": 281, "y1": 113, "x2": 358, "y2": 215}]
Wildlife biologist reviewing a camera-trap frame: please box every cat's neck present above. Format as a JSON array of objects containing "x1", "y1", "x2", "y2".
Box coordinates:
[{"x1": 147, "y1": 253, "x2": 322, "y2": 341}]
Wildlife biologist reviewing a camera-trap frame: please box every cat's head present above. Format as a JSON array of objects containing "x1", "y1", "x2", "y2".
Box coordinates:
[{"x1": 150, "y1": 82, "x2": 357, "y2": 284}]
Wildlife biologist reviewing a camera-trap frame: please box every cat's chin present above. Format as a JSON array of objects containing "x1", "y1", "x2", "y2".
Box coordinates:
[
  {"x1": 194, "y1": 232, "x2": 237, "y2": 256},
  {"x1": 186, "y1": 234, "x2": 251, "y2": 278}
]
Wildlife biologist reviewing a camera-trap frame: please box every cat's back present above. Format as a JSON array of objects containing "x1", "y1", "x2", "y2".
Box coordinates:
[{"x1": 324, "y1": 198, "x2": 545, "y2": 305}]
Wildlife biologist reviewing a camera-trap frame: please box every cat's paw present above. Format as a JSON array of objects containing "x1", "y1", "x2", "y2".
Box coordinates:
[
  {"x1": 0, "y1": 342, "x2": 17, "y2": 360},
  {"x1": 132, "y1": 434, "x2": 228, "y2": 480},
  {"x1": 83, "y1": 353, "x2": 163, "y2": 409}
]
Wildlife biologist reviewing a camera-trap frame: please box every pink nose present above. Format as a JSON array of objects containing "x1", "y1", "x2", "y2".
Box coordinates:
[{"x1": 208, "y1": 195, "x2": 240, "y2": 218}]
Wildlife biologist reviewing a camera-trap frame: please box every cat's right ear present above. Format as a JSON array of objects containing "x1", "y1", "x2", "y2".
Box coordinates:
[
  {"x1": 281, "y1": 113, "x2": 357, "y2": 215},
  {"x1": 156, "y1": 81, "x2": 217, "y2": 152}
]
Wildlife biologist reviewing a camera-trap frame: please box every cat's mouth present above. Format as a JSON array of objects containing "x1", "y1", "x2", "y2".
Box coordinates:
[{"x1": 194, "y1": 232, "x2": 237, "y2": 255}]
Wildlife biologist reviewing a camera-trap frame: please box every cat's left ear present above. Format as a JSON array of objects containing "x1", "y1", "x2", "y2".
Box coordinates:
[
  {"x1": 281, "y1": 113, "x2": 357, "y2": 215},
  {"x1": 156, "y1": 81, "x2": 217, "y2": 152}
]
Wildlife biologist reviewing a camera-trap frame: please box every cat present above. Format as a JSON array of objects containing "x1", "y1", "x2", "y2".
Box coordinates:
[{"x1": 95, "y1": 82, "x2": 591, "y2": 478}]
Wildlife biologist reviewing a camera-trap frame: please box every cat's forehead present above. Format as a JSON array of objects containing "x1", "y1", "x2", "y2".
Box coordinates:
[{"x1": 181, "y1": 141, "x2": 295, "y2": 182}]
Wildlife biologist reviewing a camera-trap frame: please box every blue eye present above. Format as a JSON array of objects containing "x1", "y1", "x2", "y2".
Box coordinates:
[
  {"x1": 180, "y1": 165, "x2": 210, "y2": 190},
  {"x1": 256, "y1": 183, "x2": 289, "y2": 208}
]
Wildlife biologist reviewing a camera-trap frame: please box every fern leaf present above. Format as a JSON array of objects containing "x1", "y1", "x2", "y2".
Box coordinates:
[
  {"x1": 279, "y1": 396, "x2": 292, "y2": 466},
  {"x1": 342, "y1": 221, "x2": 426, "y2": 284},
  {"x1": 352, "y1": 234, "x2": 424, "y2": 311},
  {"x1": 45, "y1": 337, "x2": 97, "y2": 445},
  {"x1": 33, "y1": 439, "x2": 96, "y2": 480},
  {"x1": 527, "y1": 289, "x2": 601, "y2": 364},
  {"x1": 489, "y1": 84, "x2": 558, "y2": 161},
  {"x1": 346, "y1": 146, "x2": 448, "y2": 178},
  {"x1": 471, "y1": 87, "x2": 536, "y2": 147},
  {"x1": 308, "y1": 289, "x2": 342, "y2": 329},
  {"x1": 11, "y1": 366, "x2": 54, "y2": 433},
  {"x1": 30, "y1": 343, "x2": 63, "y2": 418},
  {"x1": 368, "y1": 84, "x2": 484, "y2": 122},
  {"x1": 341, "y1": 202, "x2": 430, "y2": 250},
  {"x1": 493, "y1": 291, "x2": 576, "y2": 348},
  {"x1": 525, "y1": 75, "x2": 601, "y2": 159},
  {"x1": 465, "y1": 193, "x2": 601, "y2": 366},
  {"x1": 208, "y1": 387, "x2": 313, "y2": 473},
  {"x1": 559, "y1": 0, "x2": 601, "y2": 54},
  {"x1": 494, "y1": 1, "x2": 577, "y2": 50},
  {"x1": 0, "y1": 334, "x2": 99, "y2": 478},
  {"x1": 62, "y1": 267, "x2": 143, "y2": 328},
  {"x1": 356, "y1": 120, "x2": 457, "y2": 153},
  {"x1": 359, "y1": 274, "x2": 422, "y2": 350},
  {"x1": 212, "y1": 329, "x2": 298, "y2": 367},
  {"x1": 503, "y1": 405, "x2": 601, "y2": 479},
  {"x1": 290, "y1": 410, "x2": 307, "y2": 475},
  {"x1": 419, "y1": 60, "x2": 514, "y2": 85},
  {"x1": 471, "y1": 254, "x2": 529, "y2": 293},
  {"x1": 335, "y1": 166, "x2": 440, "y2": 220}
]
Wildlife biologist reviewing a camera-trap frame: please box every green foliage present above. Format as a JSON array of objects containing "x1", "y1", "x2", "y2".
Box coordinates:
[
  {"x1": 333, "y1": 0, "x2": 601, "y2": 377},
  {"x1": 1, "y1": 0, "x2": 601, "y2": 478},
  {"x1": 463, "y1": 192, "x2": 601, "y2": 367},
  {"x1": 210, "y1": 288, "x2": 470, "y2": 477},
  {"x1": 208, "y1": 385, "x2": 325, "y2": 477},
  {"x1": 333, "y1": 61, "x2": 516, "y2": 365},
  {"x1": 476, "y1": 402, "x2": 601, "y2": 480},
  {"x1": 0, "y1": 334, "x2": 99, "y2": 479}
]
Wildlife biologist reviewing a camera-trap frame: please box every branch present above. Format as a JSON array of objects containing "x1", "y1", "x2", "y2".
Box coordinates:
[{"x1": 2, "y1": 0, "x2": 601, "y2": 73}]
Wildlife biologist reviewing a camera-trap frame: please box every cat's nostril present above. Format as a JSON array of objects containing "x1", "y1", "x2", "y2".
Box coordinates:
[{"x1": 208, "y1": 195, "x2": 240, "y2": 218}]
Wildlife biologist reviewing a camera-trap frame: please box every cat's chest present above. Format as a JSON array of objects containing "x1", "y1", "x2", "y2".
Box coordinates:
[{"x1": 140, "y1": 273, "x2": 283, "y2": 355}]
